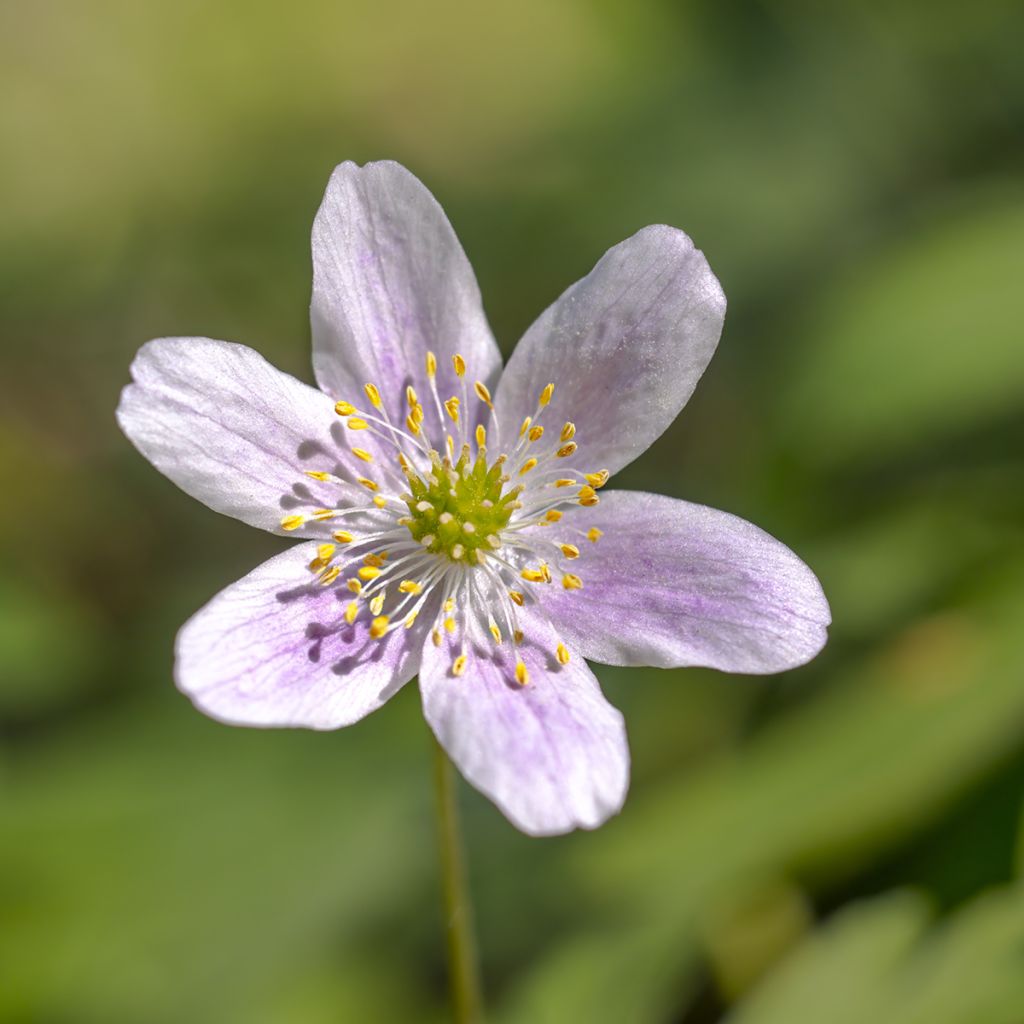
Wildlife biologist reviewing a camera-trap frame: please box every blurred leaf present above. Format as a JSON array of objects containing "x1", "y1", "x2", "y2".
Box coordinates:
[
  {"x1": 727, "y1": 881, "x2": 1024, "y2": 1024},
  {"x1": 778, "y1": 192, "x2": 1024, "y2": 467}
]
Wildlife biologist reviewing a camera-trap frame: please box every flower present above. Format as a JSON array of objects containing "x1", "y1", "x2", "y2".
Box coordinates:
[{"x1": 117, "y1": 160, "x2": 830, "y2": 836}]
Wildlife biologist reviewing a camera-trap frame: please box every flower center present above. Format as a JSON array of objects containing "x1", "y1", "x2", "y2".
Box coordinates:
[
  {"x1": 278, "y1": 349, "x2": 609, "y2": 683},
  {"x1": 403, "y1": 449, "x2": 520, "y2": 563}
]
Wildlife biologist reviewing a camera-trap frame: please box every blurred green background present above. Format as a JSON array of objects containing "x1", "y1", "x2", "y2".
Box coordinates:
[{"x1": 2, "y1": 1, "x2": 1023, "y2": 1021}]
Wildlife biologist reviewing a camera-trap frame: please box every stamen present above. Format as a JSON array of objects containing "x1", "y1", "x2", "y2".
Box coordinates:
[
  {"x1": 475, "y1": 424, "x2": 486, "y2": 449},
  {"x1": 518, "y1": 458, "x2": 538, "y2": 476},
  {"x1": 320, "y1": 566, "x2": 342, "y2": 586},
  {"x1": 559, "y1": 543, "x2": 580, "y2": 559},
  {"x1": 519, "y1": 416, "x2": 532, "y2": 438},
  {"x1": 556, "y1": 643, "x2": 571, "y2": 665},
  {"x1": 562, "y1": 573, "x2": 583, "y2": 590},
  {"x1": 527, "y1": 425, "x2": 544, "y2": 442},
  {"x1": 545, "y1": 510, "x2": 562, "y2": 522},
  {"x1": 280, "y1": 515, "x2": 305, "y2": 531},
  {"x1": 345, "y1": 601, "x2": 359, "y2": 625},
  {"x1": 351, "y1": 448, "x2": 374, "y2": 463},
  {"x1": 452, "y1": 654, "x2": 468, "y2": 676},
  {"x1": 335, "y1": 401, "x2": 356, "y2": 415},
  {"x1": 347, "y1": 417, "x2": 370, "y2": 430},
  {"x1": 426, "y1": 351, "x2": 437, "y2": 378},
  {"x1": 399, "y1": 580, "x2": 423, "y2": 594},
  {"x1": 560, "y1": 422, "x2": 576, "y2": 441},
  {"x1": 515, "y1": 661, "x2": 530, "y2": 685},
  {"x1": 357, "y1": 477, "x2": 378, "y2": 492},
  {"x1": 556, "y1": 442, "x2": 577, "y2": 458},
  {"x1": 577, "y1": 486, "x2": 599, "y2": 506},
  {"x1": 370, "y1": 615, "x2": 390, "y2": 639},
  {"x1": 317, "y1": 543, "x2": 336, "y2": 561},
  {"x1": 358, "y1": 566, "x2": 381, "y2": 581},
  {"x1": 539, "y1": 383, "x2": 555, "y2": 406},
  {"x1": 363, "y1": 383, "x2": 383, "y2": 409},
  {"x1": 474, "y1": 381, "x2": 492, "y2": 405},
  {"x1": 333, "y1": 530, "x2": 354, "y2": 543},
  {"x1": 369, "y1": 592, "x2": 386, "y2": 615},
  {"x1": 521, "y1": 567, "x2": 547, "y2": 583},
  {"x1": 585, "y1": 470, "x2": 610, "y2": 488},
  {"x1": 586, "y1": 527, "x2": 603, "y2": 543},
  {"x1": 452, "y1": 354, "x2": 466, "y2": 377},
  {"x1": 508, "y1": 590, "x2": 524, "y2": 606}
]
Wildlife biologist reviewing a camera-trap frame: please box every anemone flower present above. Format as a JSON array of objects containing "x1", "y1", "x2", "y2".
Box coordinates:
[{"x1": 117, "y1": 160, "x2": 829, "y2": 837}]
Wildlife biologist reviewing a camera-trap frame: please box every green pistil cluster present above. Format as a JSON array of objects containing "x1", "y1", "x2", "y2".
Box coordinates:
[{"x1": 403, "y1": 448, "x2": 520, "y2": 562}]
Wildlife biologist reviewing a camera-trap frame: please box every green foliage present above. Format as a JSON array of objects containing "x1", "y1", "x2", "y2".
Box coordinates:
[{"x1": 2, "y1": 1, "x2": 1022, "y2": 1021}]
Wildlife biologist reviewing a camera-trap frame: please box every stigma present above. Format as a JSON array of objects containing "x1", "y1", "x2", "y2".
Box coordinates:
[{"x1": 280, "y1": 353, "x2": 608, "y2": 684}]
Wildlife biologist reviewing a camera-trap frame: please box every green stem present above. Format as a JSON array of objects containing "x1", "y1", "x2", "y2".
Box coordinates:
[{"x1": 431, "y1": 731, "x2": 484, "y2": 1024}]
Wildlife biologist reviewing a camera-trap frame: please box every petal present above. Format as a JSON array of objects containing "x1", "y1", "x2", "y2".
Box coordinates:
[
  {"x1": 176, "y1": 542, "x2": 420, "y2": 729},
  {"x1": 310, "y1": 161, "x2": 502, "y2": 421},
  {"x1": 117, "y1": 337, "x2": 391, "y2": 534},
  {"x1": 495, "y1": 225, "x2": 725, "y2": 476},
  {"x1": 419, "y1": 604, "x2": 629, "y2": 836},
  {"x1": 541, "y1": 491, "x2": 830, "y2": 674}
]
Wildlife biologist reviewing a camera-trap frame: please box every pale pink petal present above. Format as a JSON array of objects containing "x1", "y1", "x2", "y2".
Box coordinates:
[
  {"x1": 419, "y1": 603, "x2": 629, "y2": 836},
  {"x1": 495, "y1": 225, "x2": 725, "y2": 476},
  {"x1": 541, "y1": 491, "x2": 830, "y2": 674},
  {"x1": 311, "y1": 161, "x2": 502, "y2": 422},
  {"x1": 117, "y1": 337, "x2": 392, "y2": 534},
  {"x1": 176, "y1": 542, "x2": 421, "y2": 729}
]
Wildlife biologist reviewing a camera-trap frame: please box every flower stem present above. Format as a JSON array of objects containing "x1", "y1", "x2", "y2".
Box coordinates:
[{"x1": 431, "y1": 731, "x2": 484, "y2": 1024}]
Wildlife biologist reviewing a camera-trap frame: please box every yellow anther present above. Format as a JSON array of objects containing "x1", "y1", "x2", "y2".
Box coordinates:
[
  {"x1": 432, "y1": 628, "x2": 442, "y2": 647},
  {"x1": 308, "y1": 556, "x2": 329, "y2": 573},
  {"x1": 363, "y1": 552, "x2": 385, "y2": 567},
  {"x1": 556, "y1": 643, "x2": 571, "y2": 666},
  {"x1": 515, "y1": 661, "x2": 530, "y2": 685},
  {"x1": 352, "y1": 448, "x2": 374, "y2": 463},
  {"x1": 333, "y1": 530, "x2": 354, "y2": 543},
  {"x1": 305, "y1": 470, "x2": 333, "y2": 482},
  {"x1": 358, "y1": 566, "x2": 381, "y2": 581},
  {"x1": 475, "y1": 424, "x2": 486, "y2": 449},
  {"x1": 363, "y1": 382, "x2": 383, "y2": 409},
  {"x1": 347, "y1": 579, "x2": 363, "y2": 594},
  {"x1": 513, "y1": 629, "x2": 524, "y2": 644},
  {"x1": 344, "y1": 601, "x2": 359, "y2": 625},
  {"x1": 539, "y1": 383, "x2": 555, "y2": 406},
  {"x1": 406, "y1": 413, "x2": 421, "y2": 435},
  {"x1": 444, "y1": 598, "x2": 455, "y2": 613},
  {"x1": 578, "y1": 486, "x2": 599, "y2": 507},
  {"x1": 370, "y1": 615, "x2": 390, "y2": 639},
  {"x1": 559, "y1": 543, "x2": 580, "y2": 559},
  {"x1": 444, "y1": 397, "x2": 460, "y2": 422},
  {"x1": 452, "y1": 353, "x2": 467, "y2": 377},
  {"x1": 586, "y1": 527, "x2": 603, "y2": 543},
  {"x1": 540, "y1": 562, "x2": 552, "y2": 583},
  {"x1": 585, "y1": 470, "x2": 610, "y2": 489},
  {"x1": 556, "y1": 442, "x2": 577, "y2": 458},
  {"x1": 313, "y1": 508, "x2": 337, "y2": 520},
  {"x1": 426, "y1": 350, "x2": 438, "y2": 378},
  {"x1": 508, "y1": 590, "x2": 525, "y2": 606},
  {"x1": 347, "y1": 417, "x2": 369, "y2": 430},
  {"x1": 397, "y1": 452, "x2": 412, "y2": 472},
  {"x1": 411, "y1": 403, "x2": 425, "y2": 424},
  {"x1": 399, "y1": 580, "x2": 423, "y2": 594},
  {"x1": 335, "y1": 400, "x2": 356, "y2": 416},
  {"x1": 280, "y1": 514, "x2": 305, "y2": 531},
  {"x1": 369, "y1": 592, "x2": 386, "y2": 615},
  {"x1": 406, "y1": 385, "x2": 419, "y2": 407},
  {"x1": 320, "y1": 566, "x2": 342, "y2": 586},
  {"x1": 373, "y1": 495, "x2": 387, "y2": 509},
  {"x1": 444, "y1": 617, "x2": 456, "y2": 633},
  {"x1": 474, "y1": 381, "x2": 492, "y2": 405},
  {"x1": 357, "y1": 477, "x2": 378, "y2": 492},
  {"x1": 560, "y1": 422, "x2": 576, "y2": 441},
  {"x1": 489, "y1": 621, "x2": 502, "y2": 643},
  {"x1": 453, "y1": 654, "x2": 468, "y2": 676},
  {"x1": 404, "y1": 611, "x2": 419, "y2": 629},
  {"x1": 518, "y1": 458, "x2": 538, "y2": 476},
  {"x1": 545, "y1": 510, "x2": 563, "y2": 523},
  {"x1": 528, "y1": 425, "x2": 544, "y2": 442},
  {"x1": 519, "y1": 416, "x2": 532, "y2": 437},
  {"x1": 555, "y1": 479, "x2": 575, "y2": 488},
  {"x1": 317, "y1": 543, "x2": 336, "y2": 562},
  {"x1": 562, "y1": 573, "x2": 583, "y2": 590},
  {"x1": 521, "y1": 568, "x2": 547, "y2": 584}
]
